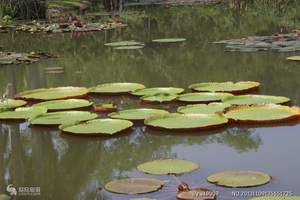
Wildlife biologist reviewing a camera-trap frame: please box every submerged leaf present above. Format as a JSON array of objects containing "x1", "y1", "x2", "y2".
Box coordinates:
[
  {"x1": 109, "y1": 108, "x2": 169, "y2": 120},
  {"x1": 33, "y1": 99, "x2": 92, "y2": 111},
  {"x1": 177, "y1": 92, "x2": 233, "y2": 103},
  {"x1": 177, "y1": 103, "x2": 231, "y2": 114},
  {"x1": 89, "y1": 83, "x2": 145, "y2": 94},
  {"x1": 0, "y1": 107, "x2": 47, "y2": 120}
]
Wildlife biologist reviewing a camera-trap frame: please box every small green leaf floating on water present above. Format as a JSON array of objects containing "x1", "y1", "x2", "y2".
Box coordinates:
[
  {"x1": 16, "y1": 87, "x2": 89, "y2": 101},
  {"x1": 131, "y1": 87, "x2": 184, "y2": 96},
  {"x1": 223, "y1": 94, "x2": 290, "y2": 105},
  {"x1": 0, "y1": 99, "x2": 27, "y2": 110},
  {"x1": 0, "y1": 107, "x2": 47, "y2": 120},
  {"x1": 177, "y1": 103, "x2": 231, "y2": 114},
  {"x1": 137, "y1": 159, "x2": 199, "y2": 175},
  {"x1": 29, "y1": 111, "x2": 97, "y2": 125},
  {"x1": 152, "y1": 38, "x2": 186, "y2": 43},
  {"x1": 207, "y1": 170, "x2": 271, "y2": 188},
  {"x1": 104, "y1": 41, "x2": 143, "y2": 47},
  {"x1": 177, "y1": 188, "x2": 216, "y2": 200},
  {"x1": 32, "y1": 99, "x2": 93, "y2": 111},
  {"x1": 224, "y1": 104, "x2": 300, "y2": 123},
  {"x1": 249, "y1": 196, "x2": 300, "y2": 200},
  {"x1": 287, "y1": 56, "x2": 300, "y2": 61},
  {"x1": 177, "y1": 92, "x2": 233, "y2": 103},
  {"x1": 59, "y1": 119, "x2": 133, "y2": 135},
  {"x1": 105, "y1": 178, "x2": 164, "y2": 194},
  {"x1": 89, "y1": 82, "x2": 146, "y2": 94},
  {"x1": 141, "y1": 93, "x2": 178, "y2": 103},
  {"x1": 114, "y1": 46, "x2": 144, "y2": 50},
  {"x1": 109, "y1": 108, "x2": 169, "y2": 120},
  {"x1": 144, "y1": 113, "x2": 228, "y2": 130},
  {"x1": 189, "y1": 81, "x2": 260, "y2": 94}
]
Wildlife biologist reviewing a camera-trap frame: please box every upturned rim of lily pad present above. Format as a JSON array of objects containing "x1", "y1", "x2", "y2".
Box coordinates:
[
  {"x1": 144, "y1": 113, "x2": 228, "y2": 131},
  {"x1": 104, "y1": 40, "x2": 144, "y2": 47},
  {"x1": 137, "y1": 159, "x2": 199, "y2": 175},
  {"x1": 109, "y1": 108, "x2": 169, "y2": 121},
  {"x1": 176, "y1": 187, "x2": 217, "y2": 200},
  {"x1": 188, "y1": 81, "x2": 260, "y2": 94},
  {"x1": 207, "y1": 170, "x2": 271, "y2": 188},
  {"x1": 32, "y1": 99, "x2": 93, "y2": 111},
  {"x1": 15, "y1": 87, "x2": 89, "y2": 101},
  {"x1": 104, "y1": 178, "x2": 164, "y2": 194},
  {"x1": 177, "y1": 92, "x2": 234, "y2": 103},
  {"x1": 89, "y1": 82, "x2": 146, "y2": 95},
  {"x1": 59, "y1": 118, "x2": 133, "y2": 136},
  {"x1": 131, "y1": 87, "x2": 185, "y2": 96}
]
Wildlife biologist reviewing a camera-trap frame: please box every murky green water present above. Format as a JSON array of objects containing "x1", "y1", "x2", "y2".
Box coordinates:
[{"x1": 0, "y1": 6, "x2": 300, "y2": 200}]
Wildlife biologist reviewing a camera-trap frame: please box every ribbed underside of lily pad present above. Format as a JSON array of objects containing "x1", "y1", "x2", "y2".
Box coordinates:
[
  {"x1": 16, "y1": 87, "x2": 88, "y2": 100},
  {"x1": 59, "y1": 118, "x2": 133, "y2": 135},
  {"x1": 131, "y1": 87, "x2": 184, "y2": 96},
  {"x1": 223, "y1": 95, "x2": 290, "y2": 105},
  {"x1": 33, "y1": 99, "x2": 92, "y2": 111},
  {"x1": 105, "y1": 178, "x2": 164, "y2": 194},
  {"x1": 0, "y1": 99, "x2": 27, "y2": 110},
  {"x1": 137, "y1": 159, "x2": 199, "y2": 175},
  {"x1": 109, "y1": 108, "x2": 169, "y2": 120},
  {"x1": 89, "y1": 83, "x2": 145, "y2": 94},
  {"x1": 207, "y1": 170, "x2": 271, "y2": 188},
  {"x1": 177, "y1": 103, "x2": 231, "y2": 114},
  {"x1": 177, "y1": 92, "x2": 233, "y2": 103},
  {"x1": 0, "y1": 107, "x2": 47, "y2": 120}
]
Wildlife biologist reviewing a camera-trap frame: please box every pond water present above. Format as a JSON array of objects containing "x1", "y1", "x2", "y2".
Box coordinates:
[{"x1": 0, "y1": 6, "x2": 300, "y2": 200}]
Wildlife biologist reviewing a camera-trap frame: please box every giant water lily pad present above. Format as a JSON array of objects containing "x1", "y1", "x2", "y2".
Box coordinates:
[
  {"x1": 89, "y1": 83, "x2": 145, "y2": 94},
  {"x1": 223, "y1": 95, "x2": 290, "y2": 105},
  {"x1": 105, "y1": 178, "x2": 164, "y2": 194},
  {"x1": 189, "y1": 81, "x2": 260, "y2": 94},
  {"x1": 144, "y1": 113, "x2": 228, "y2": 130},
  {"x1": 250, "y1": 196, "x2": 300, "y2": 200},
  {"x1": 131, "y1": 87, "x2": 184, "y2": 96},
  {"x1": 0, "y1": 99, "x2": 27, "y2": 110},
  {"x1": 152, "y1": 38, "x2": 186, "y2": 43},
  {"x1": 141, "y1": 93, "x2": 178, "y2": 103},
  {"x1": 207, "y1": 170, "x2": 271, "y2": 188},
  {"x1": 109, "y1": 108, "x2": 169, "y2": 120},
  {"x1": 33, "y1": 99, "x2": 92, "y2": 111},
  {"x1": 287, "y1": 56, "x2": 300, "y2": 61},
  {"x1": 59, "y1": 118, "x2": 133, "y2": 135},
  {"x1": 16, "y1": 87, "x2": 88, "y2": 100},
  {"x1": 114, "y1": 46, "x2": 144, "y2": 50},
  {"x1": 29, "y1": 111, "x2": 97, "y2": 125},
  {"x1": 224, "y1": 104, "x2": 300, "y2": 123},
  {"x1": 0, "y1": 107, "x2": 47, "y2": 120},
  {"x1": 105, "y1": 41, "x2": 143, "y2": 47},
  {"x1": 137, "y1": 159, "x2": 199, "y2": 175},
  {"x1": 177, "y1": 188, "x2": 216, "y2": 200},
  {"x1": 177, "y1": 92, "x2": 233, "y2": 103},
  {"x1": 177, "y1": 103, "x2": 231, "y2": 114}
]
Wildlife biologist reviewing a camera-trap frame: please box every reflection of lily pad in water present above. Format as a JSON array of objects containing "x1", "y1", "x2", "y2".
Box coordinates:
[
  {"x1": 189, "y1": 81, "x2": 260, "y2": 94},
  {"x1": 287, "y1": 56, "x2": 300, "y2": 61},
  {"x1": 0, "y1": 99, "x2": 27, "y2": 110},
  {"x1": 225, "y1": 104, "x2": 300, "y2": 123},
  {"x1": 109, "y1": 108, "x2": 168, "y2": 120},
  {"x1": 177, "y1": 188, "x2": 216, "y2": 200},
  {"x1": 137, "y1": 159, "x2": 199, "y2": 175},
  {"x1": 207, "y1": 170, "x2": 271, "y2": 187},
  {"x1": 114, "y1": 45, "x2": 144, "y2": 50},
  {"x1": 105, "y1": 41, "x2": 143, "y2": 47},
  {"x1": 144, "y1": 113, "x2": 228, "y2": 130},
  {"x1": 152, "y1": 38, "x2": 186, "y2": 43},
  {"x1": 89, "y1": 82, "x2": 145, "y2": 94},
  {"x1": 177, "y1": 92, "x2": 233, "y2": 103},
  {"x1": 250, "y1": 196, "x2": 300, "y2": 200},
  {"x1": 177, "y1": 103, "x2": 231, "y2": 114},
  {"x1": 105, "y1": 178, "x2": 164, "y2": 194},
  {"x1": 29, "y1": 111, "x2": 97, "y2": 125},
  {"x1": 33, "y1": 99, "x2": 92, "y2": 111},
  {"x1": 0, "y1": 107, "x2": 47, "y2": 120},
  {"x1": 141, "y1": 93, "x2": 178, "y2": 103},
  {"x1": 131, "y1": 87, "x2": 184, "y2": 96},
  {"x1": 0, "y1": 51, "x2": 56, "y2": 65},
  {"x1": 223, "y1": 95, "x2": 290, "y2": 105},
  {"x1": 59, "y1": 119, "x2": 133, "y2": 135},
  {"x1": 16, "y1": 87, "x2": 89, "y2": 100}
]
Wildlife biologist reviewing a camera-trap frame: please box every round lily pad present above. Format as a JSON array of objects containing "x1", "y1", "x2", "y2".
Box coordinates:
[
  {"x1": 137, "y1": 159, "x2": 199, "y2": 175},
  {"x1": 59, "y1": 118, "x2": 133, "y2": 135},
  {"x1": 0, "y1": 99, "x2": 27, "y2": 110},
  {"x1": 131, "y1": 87, "x2": 184, "y2": 96},
  {"x1": 223, "y1": 95, "x2": 290, "y2": 105},
  {"x1": 177, "y1": 103, "x2": 231, "y2": 114},
  {"x1": 189, "y1": 81, "x2": 260, "y2": 94},
  {"x1": 177, "y1": 188, "x2": 216, "y2": 200},
  {"x1": 33, "y1": 99, "x2": 92, "y2": 111},
  {"x1": 0, "y1": 107, "x2": 47, "y2": 120},
  {"x1": 250, "y1": 196, "x2": 300, "y2": 200},
  {"x1": 29, "y1": 111, "x2": 97, "y2": 125},
  {"x1": 152, "y1": 38, "x2": 186, "y2": 43},
  {"x1": 89, "y1": 83, "x2": 145, "y2": 94},
  {"x1": 109, "y1": 108, "x2": 169, "y2": 120},
  {"x1": 287, "y1": 56, "x2": 300, "y2": 61},
  {"x1": 144, "y1": 113, "x2": 228, "y2": 130},
  {"x1": 141, "y1": 93, "x2": 178, "y2": 103},
  {"x1": 114, "y1": 46, "x2": 144, "y2": 50},
  {"x1": 207, "y1": 170, "x2": 271, "y2": 188},
  {"x1": 104, "y1": 41, "x2": 143, "y2": 47},
  {"x1": 16, "y1": 87, "x2": 88, "y2": 100},
  {"x1": 224, "y1": 104, "x2": 300, "y2": 123},
  {"x1": 177, "y1": 92, "x2": 233, "y2": 103},
  {"x1": 105, "y1": 178, "x2": 164, "y2": 194}
]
